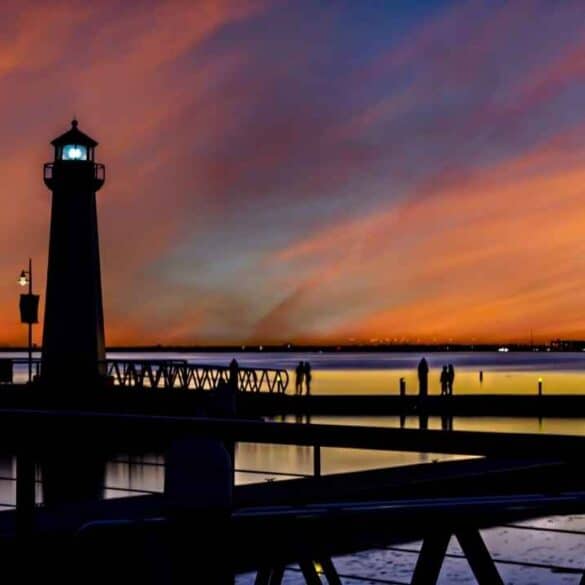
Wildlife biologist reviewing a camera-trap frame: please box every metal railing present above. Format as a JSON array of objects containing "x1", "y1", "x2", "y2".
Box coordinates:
[
  {"x1": 103, "y1": 359, "x2": 289, "y2": 393},
  {"x1": 0, "y1": 358, "x2": 289, "y2": 393},
  {"x1": 43, "y1": 162, "x2": 105, "y2": 182}
]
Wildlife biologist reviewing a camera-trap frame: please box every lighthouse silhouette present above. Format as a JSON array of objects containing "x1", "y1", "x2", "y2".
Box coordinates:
[{"x1": 42, "y1": 120, "x2": 106, "y2": 384}]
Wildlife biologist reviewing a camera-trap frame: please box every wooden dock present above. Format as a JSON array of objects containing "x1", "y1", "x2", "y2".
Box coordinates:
[{"x1": 4, "y1": 384, "x2": 585, "y2": 418}]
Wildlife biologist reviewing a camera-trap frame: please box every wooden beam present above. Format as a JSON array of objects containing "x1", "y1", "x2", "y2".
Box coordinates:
[{"x1": 0, "y1": 409, "x2": 585, "y2": 460}]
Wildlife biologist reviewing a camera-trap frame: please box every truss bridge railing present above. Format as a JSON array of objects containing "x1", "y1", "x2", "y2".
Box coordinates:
[{"x1": 102, "y1": 360, "x2": 289, "y2": 394}]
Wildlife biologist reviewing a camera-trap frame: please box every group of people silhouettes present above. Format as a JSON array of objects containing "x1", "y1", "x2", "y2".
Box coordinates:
[
  {"x1": 417, "y1": 358, "x2": 456, "y2": 396},
  {"x1": 440, "y1": 364, "x2": 455, "y2": 396},
  {"x1": 294, "y1": 361, "x2": 312, "y2": 395}
]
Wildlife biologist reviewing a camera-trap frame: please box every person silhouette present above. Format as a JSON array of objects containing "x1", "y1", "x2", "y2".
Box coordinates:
[
  {"x1": 440, "y1": 365, "x2": 449, "y2": 396},
  {"x1": 417, "y1": 358, "x2": 429, "y2": 397},
  {"x1": 447, "y1": 364, "x2": 455, "y2": 395},
  {"x1": 304, "y1": 361, "x2": 312, "y2": 396},
  {"x1": 295, "y1": 361, "x2": 304, "y2": 396}
]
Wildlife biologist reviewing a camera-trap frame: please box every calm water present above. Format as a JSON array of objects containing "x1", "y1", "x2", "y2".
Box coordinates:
[
  {"x1": 6, "y1": 349, "x2": 585, "y2": 394},
  {"x1": 3, "y1": 350, "x2": 585, "y2": 487},
  {"x1": 113, "y1": 349, "x2": 585, "y2": 395}
]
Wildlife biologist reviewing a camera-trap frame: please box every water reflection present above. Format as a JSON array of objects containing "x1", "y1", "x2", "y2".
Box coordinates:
[{"x1": 4, "y1": 350, "x2": 585, "y2": 394}]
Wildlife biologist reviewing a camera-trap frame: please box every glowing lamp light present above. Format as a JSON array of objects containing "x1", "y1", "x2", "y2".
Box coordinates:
[
  {"x1": 62, "y1": 144, "x2": 87, "y2": 160},
  {"x1": 18, "y1": 270, "x2": 28, "y2": 287}
]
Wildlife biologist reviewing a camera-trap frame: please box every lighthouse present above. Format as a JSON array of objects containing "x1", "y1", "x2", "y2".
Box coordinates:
[{"x1": 41, "y1": 120, "x2": 106, "y2": 384}]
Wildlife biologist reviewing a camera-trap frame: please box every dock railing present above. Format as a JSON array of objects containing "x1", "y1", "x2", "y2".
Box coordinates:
[
  {"x1": 102, "y1": 359, "x2": 289, "y2": 393},
  {"x1": 0, "y1": 358, "x2": 289, "y2": 393},
  {"x1": 5, "y1": 410, "x2": 585, "y2": 500}
]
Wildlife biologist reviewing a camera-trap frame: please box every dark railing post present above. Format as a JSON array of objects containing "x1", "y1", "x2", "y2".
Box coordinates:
[
  {"x1": 313, "y1": 444, "x2": 321, "y2": 478},
  {"x1": 229, "y1": 359, "x2": 239, "y2": 392},
  {"x1": 400, "y1": 377, "x2": 406, "y2": 396},
  {"x1": 16, "y1": 450, "x2": 35, "y2": 540}
]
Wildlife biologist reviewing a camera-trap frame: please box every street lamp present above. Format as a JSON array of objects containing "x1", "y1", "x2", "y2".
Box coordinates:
[{"x1": 18, "y1": 259, "x2": 39, "y2": 384}]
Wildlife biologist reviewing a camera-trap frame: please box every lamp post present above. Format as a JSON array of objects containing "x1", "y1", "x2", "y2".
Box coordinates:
[{"x1": 18, "y1": 258, "x2": 38, "y2": 383}]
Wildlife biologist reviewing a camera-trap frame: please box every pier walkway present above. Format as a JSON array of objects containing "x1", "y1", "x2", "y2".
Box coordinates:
[
  {"x1": 238, "y1": 392, "x2": 585, "y2": 418},
  {"x1": 6, "y1": 357, "x2": 585, "y2": 417}
]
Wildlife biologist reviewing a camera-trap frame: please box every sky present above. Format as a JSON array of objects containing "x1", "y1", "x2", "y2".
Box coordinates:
[{"x1": 1, "y1": 0, "x2": 584, "y2": 346}]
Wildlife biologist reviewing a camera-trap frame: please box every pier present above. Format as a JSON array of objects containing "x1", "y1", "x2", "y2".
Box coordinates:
[
  {"x1": 238, "y1": 392, "x2": 585, "y2": 418},
  {"x1": 4, "y1": 357, "x2": 585, "y2": 417},
  {"x1": 0, "y1": 410, "x2": 584, "y2": 583}
]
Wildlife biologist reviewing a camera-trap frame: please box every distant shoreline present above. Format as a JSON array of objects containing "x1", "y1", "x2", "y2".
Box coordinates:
[{"x1": 0, "y1": 343, "x2": 581, "y2": 353}]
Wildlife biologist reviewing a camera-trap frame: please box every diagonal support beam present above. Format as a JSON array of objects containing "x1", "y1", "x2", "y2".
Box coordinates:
[
  {"x1": 254, "y1": 566, "x2": 285, "y2": 585},
  {"x1": 254, "y1": 568, "x2": 271, "y2": 585},
  {"x1": 268, "y1": 566, "x2": 285, "y2": 585},
  {"x1": 411, "y1": 532, "x2": 451, "y2": 585},
  {"x1": 456, "y1": 530, "x2": 504, "y2": 585},
  {"x1": 319, "y1": 557, "x2": 342, "y2": 585},
  {"x1": 299, "y1": 560, "x2": 323, "y2": 585}
]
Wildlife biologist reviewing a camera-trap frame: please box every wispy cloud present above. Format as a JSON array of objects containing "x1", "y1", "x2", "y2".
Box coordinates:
[{"x1": 0, "y1": 1, "x2": 583, "y2": 344}]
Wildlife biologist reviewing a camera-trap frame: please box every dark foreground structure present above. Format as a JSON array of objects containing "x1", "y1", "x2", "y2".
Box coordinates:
[
  {"x1": 0, "y1": 410, "x2": 585, "y2": 584},
  {"x1": 238, "y1": 392, "x2": 585, "y2": 418}
]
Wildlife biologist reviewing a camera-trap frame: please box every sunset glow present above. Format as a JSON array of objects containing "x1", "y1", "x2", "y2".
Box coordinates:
[{"x1": 1, "y1": 0, "x2": 584, "y2": 345}]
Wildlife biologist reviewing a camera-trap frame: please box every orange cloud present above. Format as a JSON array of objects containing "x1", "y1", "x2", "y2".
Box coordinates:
[{"x1": 261, "y1": 129, "x2": 585, "y2": 343}]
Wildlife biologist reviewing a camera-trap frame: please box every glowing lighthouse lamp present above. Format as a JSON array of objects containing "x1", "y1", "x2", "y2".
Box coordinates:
[{"x1": 62, "y1": 144, "x2": 87, "y2": 161}]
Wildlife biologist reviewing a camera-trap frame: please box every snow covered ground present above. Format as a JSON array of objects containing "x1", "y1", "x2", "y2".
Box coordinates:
[{"x1": 236, "y1": 514, "x2": 585, "y2": 584}]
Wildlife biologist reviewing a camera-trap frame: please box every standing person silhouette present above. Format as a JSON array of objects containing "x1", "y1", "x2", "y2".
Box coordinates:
[
  {"x1": 440, "y1": 365, "x2": 449, "y2": 396},
  {"x1": 304, "y1": 361, "x2": 312, "y2": 396},
  {"x1": 417, "y1": 358, "x2": 429, "y2": 397},
  {"x1": 295, "y1": 361, "x2": 304, "y2": 395},
  {"x1": 447, "y1": 364, "x2": 455, "y2": 395}
]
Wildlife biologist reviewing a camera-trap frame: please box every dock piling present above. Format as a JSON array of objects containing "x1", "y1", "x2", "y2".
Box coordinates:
[
  {"x1": 16, "y1": 450, "x2": 35, "y2": 540},
  {"x1": 313, "y1": 444, "x2": 321, "y2": 478},
  {"x1": 399, "y1": 377, "x2": 406, "y2": 396}
]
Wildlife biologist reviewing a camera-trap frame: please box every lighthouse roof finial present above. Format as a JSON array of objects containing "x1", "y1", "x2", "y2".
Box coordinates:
[{"x1": 51, "y1": 118, "x2": 98, "y2": 148}]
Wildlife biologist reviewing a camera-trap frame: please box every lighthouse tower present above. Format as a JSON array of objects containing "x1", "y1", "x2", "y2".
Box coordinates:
[{"x1": 41, "y1": 120, "x2": 106, "y2": 384}]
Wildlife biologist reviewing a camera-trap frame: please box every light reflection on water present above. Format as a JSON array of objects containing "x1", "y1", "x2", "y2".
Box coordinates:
[
  {"x1": 4, "y1": 350, "x2": 585, "y2": 394},
  {"x1": 0, "y1": 350, "x2": 584, "y2": 504},
  {"x1": 109, "y1": 350, "x2": 585, "y2": 395},
  {"x1": 1, "y1": 413, "x2": 583, "y2": 507}
]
